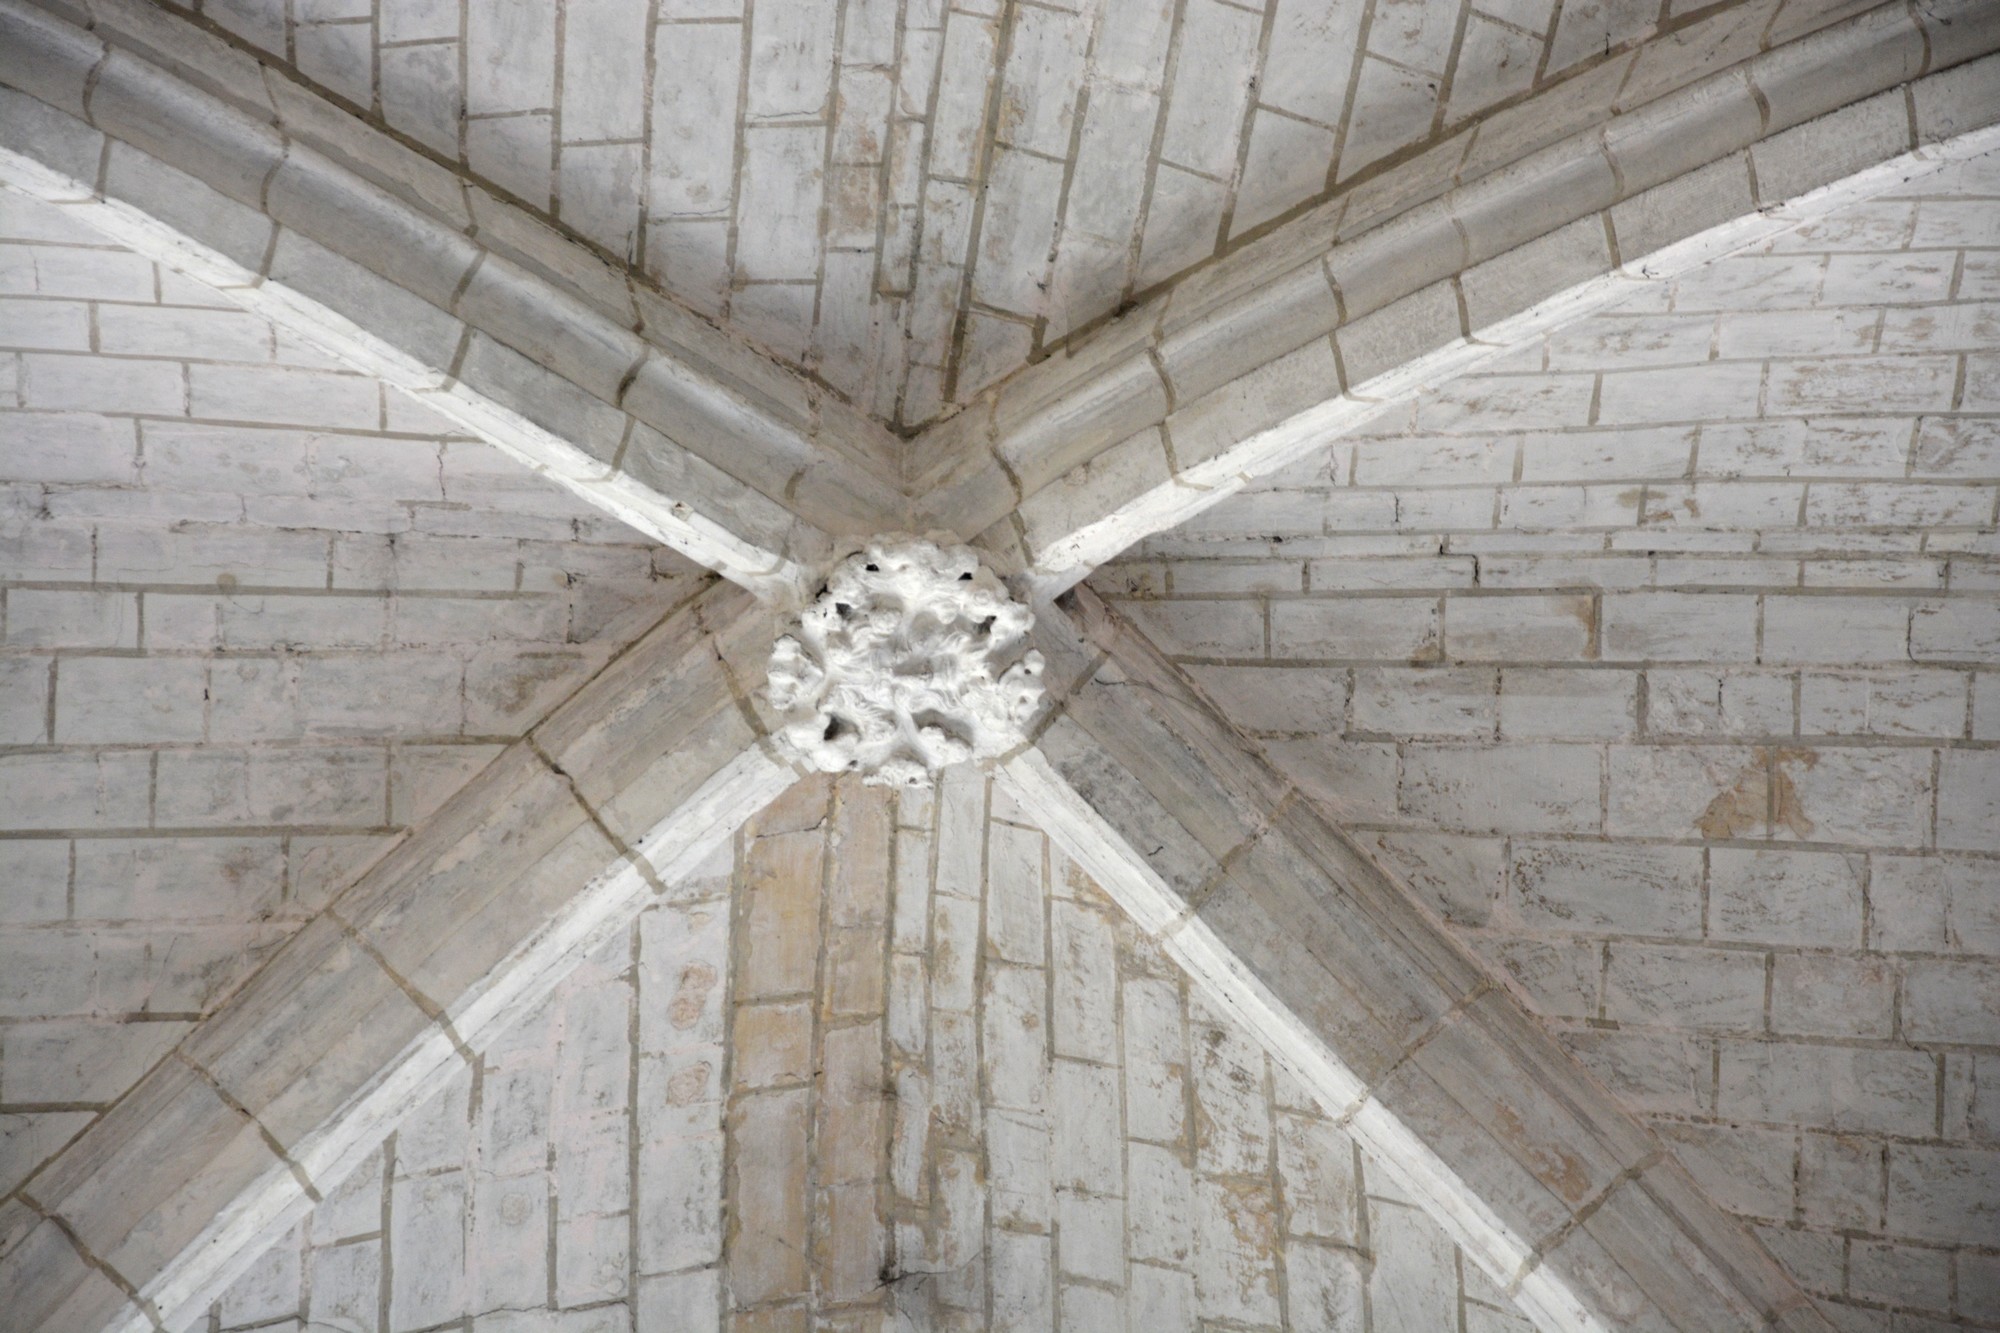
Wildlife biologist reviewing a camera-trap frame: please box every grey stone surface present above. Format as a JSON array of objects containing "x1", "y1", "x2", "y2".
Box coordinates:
[
  {"x1": 3, "y1": 1, "x2": 1998, "y2": 1326},
  {"x1": 1093, "y1": 142, "x2": 2000, "y2": 1329}
]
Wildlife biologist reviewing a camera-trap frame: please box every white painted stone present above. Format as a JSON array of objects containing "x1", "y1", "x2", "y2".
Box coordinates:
[{"x1": 768, "y1": 537, "x2": 1045, "y2": 787}]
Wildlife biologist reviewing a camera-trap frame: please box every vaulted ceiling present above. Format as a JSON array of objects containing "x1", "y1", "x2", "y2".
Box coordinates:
[
  {"x1": 2, "y1": 0, "x2": 1998, "y2": 1329},
  {"x1": 162, "y1": 0, "x2": 1882, "y2": 427}
]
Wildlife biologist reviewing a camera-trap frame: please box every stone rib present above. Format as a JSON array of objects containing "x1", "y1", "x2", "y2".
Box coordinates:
[
  {"x1": 0, "y1": 0, "x2": 914, "y2": 604},
  {"x1": 999, "y1": 586, "x2": 1835, "y2": 1332},
  {"x1": 0, "y1": 581, "x2": 798, "y2": 1333},
  {"x1": 939, "y1": 1, "x2": 2000, "y2": 594}
]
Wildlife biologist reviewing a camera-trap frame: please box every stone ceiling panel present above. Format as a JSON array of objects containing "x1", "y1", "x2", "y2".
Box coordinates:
[
  {"x1": 0, "y1": 192, "x2": 711, "y2": 1205},
  {"x1": 159, "y1": 0, "x2": 1889, "y2": 430},
  {"x1": 172, "y1": 769, "x2": 1554, "y2": 1332},
  {"x1": 1086, "y1": 143, "x2": 2000, "y2": 1327}
]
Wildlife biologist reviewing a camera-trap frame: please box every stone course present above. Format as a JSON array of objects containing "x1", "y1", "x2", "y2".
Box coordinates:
[
  {"x1": 172, "y1": 771, "x2": 1538, "y2": 1333},
  {"x1": 1091, "y1": 144, "x2": 2000, "y2": 1329},
  {"x1": 0, "y1": 191, "x2": 711, "y2": 1214}
]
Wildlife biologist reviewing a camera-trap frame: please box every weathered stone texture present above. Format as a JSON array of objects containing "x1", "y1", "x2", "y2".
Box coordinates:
[
  {"x1": 1091, "y1": 146, "x2": 2000, "y2": 1326},
  {"x1": 0, "y1": 195, "x2": 707, "y2": 1206},
  {"x1": 172, "y1": 773, "x2": 1536, "y2": 1331},
  {"x1": 107, "y1": 0, "x2": 1905, "y2": 429}
]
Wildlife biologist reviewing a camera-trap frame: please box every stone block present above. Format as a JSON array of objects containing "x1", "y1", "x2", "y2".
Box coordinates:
[
  {"x1": 35, "y1": 1057, "x2": 299, "y2": 1286},
  {"x1": 1445, "y1": 593, "x2": 1593, "y2": 662},
  {"x1": 1606, "y1": 743, "x2": 1767, "y2": 839},
  {"x1": 0, "y1": 1019, "x2": 191, "y2": 1105},
  {"x1": 1885, "y1": 1144, "x2": 2000, "y2": 1245},
  {"x1": 72, "y1": 836, "x2": 283, "y2": 921},
  {"x1": 1160, "y1": 262, "x2": 1340, "y2": 406},
  {"x1": 1611, "y1": 155, "x2": 1756, "y2": 262},
  {"x1": 1352, "y1": 666, "x2": 1497, "y2": 738},
  {"x1": 1783, "y1": 745, "x2": 1934, "y2": 847},
  {"x1": 1911, "y1": 601, "x2": 2000, "y2": 663},
  {"x1": 1796, "y1": 1131, "x2": 1881, "y2": 1231},
  {"x1": 1121, "y1": 979, "x2": 1188, "y2": 1145},
  {"x1": 184, "y1": 915, "x2": 437, "y2": 1151},
  {"x1": 388, "y1": 1168, "x2": 467, "y2": 1327},
  {"x1": 104, "y1": 141, "x2": 275, "y2": 273},
  {"x1": 341, "y1": 752, "x2": 610, "y2": 1001},
  {"x1": 23, "y1": 351, "x2": 186, "y2": 415},
  {"x1": 1168, "y1": 338, "x2": 1342, "y2": 478},
  {"x1": 1190, "y1": 1171, "x2": 1280, "y2": 1326},
  {"x1": 1561, "y1": 1028, "x2": 1711, "y2": 1117},
  {"x1": 1770, "y1": 954, "x2": 1894, "y2": 1039},
  {"x1": 0, "y1": 751, "x2": 153, "y2": 830},
  {"x1": 1798, "y1": 669, "x2": 1969, "y2": 738},
  {"x1": 1271, "y1": 597, "x2": 1441, "y2": 662},
  {"x1": 5, "y1": 589, "x2": 140, "y2": 650},
  {"x1": 1463, "y1": 217, "x2": 1614, "y2": 331},
  {"x1": 1197, "y1": 839, "x2": 1450, "y2": 1090},
  {"x1": 0, "y1": 839, "x2": 68, "y2": 922},
  {"x1": 154, "y1": 746, "x2": 389, "y2": 828},
  {"x1": 1708, "y1": 849, "x2": 1864, "y2": 948},
  {"x1": 266, "y1": 228, "x2": 464, "y2": 369},
  {"x1": 0, "y1": 296, "x2": 90, "y2": 352},
  {"x1": 1603, "y1": 943, "x2": 1766, "y2": 1032},
  {"x1": 1510, "y1": 840, "x2": 1701, "y2": 938},
  {"x1": 1401, "y1": 742, "x2": 1602, "y2": 834},
  {"x1": 54, "y1": 655, "x2": 209, "y2": 744},
  {"x1": 455, "y1": 334, "x2": 628, "y2": 468},
  {"x1": 1498, "y1": 668, "x2": 1637, "y2": 739},
  {"x1": 1184, "y1": 664, "x2": 1347, "y2": 733},
  {"x1": 1718, "y1": 1043, "x2": 1935, "y2": 1136},
  {"x1": 1902, "y1": 958, "x2": 2000, "y2": 1045},
  {"x1": 1643, "y1": 668, "x2": 1794, "y2": 738},
  {"x1": 1750, "y1": 94, "x2": 1912, "y2": 204},
  {"x1": 1655, "y1": 1121, "x2": 1795, "y2": 1223},
  {"x1": 1327, "y1": 211, "x2": 1465, "y2": 325},
  {"x1": 1019, "y1": 426, "x2": 1176, "y2": 568},
  {"x1": 1870, "y1": 854, "x2": 2000, "y2": 954},
  {"x1": 1914, "y1": 52, "x2": 2000, "y2": 142},
  {"x1": 1753, "y1": 5, "x2": 1923, "y2": 134},
  {"x1": 1335, "y1": 281, "x2": 1461, "y2": 387},
  {"x1": 1606, "y1": 68, "x2": 1763, "y2": 189},
  {"x1": 0, "y1": 1218, "x2": 137, "y2": 1333}
]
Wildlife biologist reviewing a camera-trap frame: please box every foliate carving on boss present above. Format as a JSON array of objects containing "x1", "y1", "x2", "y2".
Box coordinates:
[{"x1": 767, "y1": 537, "x2": 1045, "y2": 787}]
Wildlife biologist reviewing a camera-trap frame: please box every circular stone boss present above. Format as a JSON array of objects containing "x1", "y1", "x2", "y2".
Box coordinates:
[{"x1": 766, "y1": 536, "x2": 1045, "y2": 787}]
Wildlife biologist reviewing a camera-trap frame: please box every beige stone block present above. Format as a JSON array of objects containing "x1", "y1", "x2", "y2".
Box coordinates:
[
  {"x1": 732, "y1": 1002, "x2": 813, "y2": 1089},
  {"x1": 740, "y1": 829, "x2": 825, "y2": 1000},
  {"x1": 823, "y1": 926, "x2": 887, "y2": 1019},
  {"x1": 1193, "y1": 849, "x2": 1418, "y2": 1093},
  {"x1": 816, "y1": 1022, "x2": 885, "y2": 1188},
  {"x1": 1368, "y1": 1008, "x2": 1632, "y2": 1248},
  {"x1": 1033, "y1": 715, "x2": 1218, "y2": 914},
  {"x1": 817, "y1": 1180, "x2": 884, "y2": 1303},
  {"x1": 829, "y1": 781, "x2": 892, "y2": 928},
  {"x1": 726, "y1": 1089, "x2": 811, "y2": 1306},
  {"x1": 1157, "y1": 262, "x2": 1341, "y2": 406},
  {"x1": 603, "y1": 707, "x2": 766, "y2": 851},
  {"x1": 1017, "y1": 426, "x2": 1174, "y2": 567}
]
